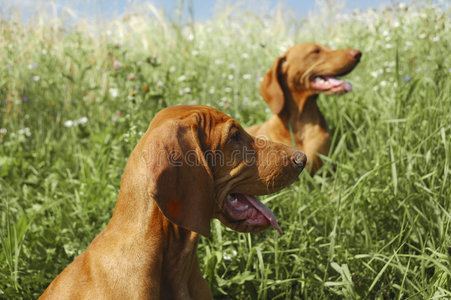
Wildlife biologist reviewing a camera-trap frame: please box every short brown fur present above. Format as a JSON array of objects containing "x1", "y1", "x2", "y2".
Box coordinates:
[
  {"x1": 248, "y1": 43, "x2": 361, "y2": 173},
  {"x1": 40, "y1": 105, "x2": 305, "y2": 300}
]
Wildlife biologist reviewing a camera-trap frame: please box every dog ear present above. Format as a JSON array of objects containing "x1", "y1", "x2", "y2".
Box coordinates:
[
  {"x1": 260, "y1": 56, "x2": 286, "y2": 115},
  {"x1": 144, "y1": 116, "x2": 215, "y2": 237}
]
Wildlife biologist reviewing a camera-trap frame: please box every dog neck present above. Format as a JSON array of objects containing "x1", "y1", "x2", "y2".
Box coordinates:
[
  {"x1": 266, "y1": 88, "x2": 327, "y2": 142},
  {"x1": 98, "y1": 160, "x2": 207, "y2": 299},
  {"x1": 283, "y1": 90, "x2": 320, "y2": 121}
]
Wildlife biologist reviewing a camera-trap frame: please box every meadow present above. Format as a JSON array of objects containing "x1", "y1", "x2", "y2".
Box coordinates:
[{"x1": 1, "y1": 1, "x2": 450, "y2": 299}]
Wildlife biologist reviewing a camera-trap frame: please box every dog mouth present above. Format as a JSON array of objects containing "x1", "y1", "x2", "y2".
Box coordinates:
[
  {"x1": 309, "y1": 75, "x2": 353, "y2": 94},
  {"x1": 222, "y1": 193, "x2": 282, "y2": 234}
]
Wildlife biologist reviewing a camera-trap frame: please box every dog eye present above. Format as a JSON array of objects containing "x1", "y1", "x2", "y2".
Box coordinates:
[
  {"x1": 228, "y1": 131, "x2": 240, "y2": 143},
  {"x1": 313, "y1": 48, "x2": 321, "y2": 54}
]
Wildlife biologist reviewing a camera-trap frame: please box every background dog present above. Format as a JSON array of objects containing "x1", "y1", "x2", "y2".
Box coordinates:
[{"x1": 247, "y1": 43, "x2": 361, "y2": 173}]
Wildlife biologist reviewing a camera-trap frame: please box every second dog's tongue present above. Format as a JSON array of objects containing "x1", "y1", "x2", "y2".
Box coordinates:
[
  {"x1": 242, "y1": 194, "x2": 283, "y2": 234},
  {"x1": 311, "y1": 76, "x2": 352, "y2": 93},
  {"x1": 325, "y1": 76, "x2": 352, "y2": 92}
]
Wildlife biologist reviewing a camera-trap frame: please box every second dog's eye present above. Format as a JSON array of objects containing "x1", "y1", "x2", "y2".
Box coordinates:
[{"x1": 313, "y1": 48, "x2": 321, "y2": 54}]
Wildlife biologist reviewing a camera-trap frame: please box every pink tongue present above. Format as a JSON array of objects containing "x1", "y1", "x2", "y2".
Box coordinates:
[
  {"x1": 342, "y1": 82, "x2": 352, "y2": 91},
  {"x1": 311, "y1": 76, "x2": 352, "y2": 93},
  {"x1": 325, "y1": 76, "x2": 353, "y2": 92},
  {"x1": 324, "y1": 76, "x2": 343, "y2": 86},
  {"x1": 242, "y1": 194, "x2": 283, "y2": 234}
]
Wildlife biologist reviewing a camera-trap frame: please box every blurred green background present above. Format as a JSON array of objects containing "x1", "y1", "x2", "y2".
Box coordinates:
[{"x1": 1, "y1": 1, "x2": 450, "y2": 298}]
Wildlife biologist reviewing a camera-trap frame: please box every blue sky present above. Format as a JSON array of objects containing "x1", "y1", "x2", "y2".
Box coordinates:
[
  {"x1": 5, "y1": 0, "x2": 409, "y2": 22},
  {"x1": 147, "y1": 0, "x2": 395, "y2": 21}
]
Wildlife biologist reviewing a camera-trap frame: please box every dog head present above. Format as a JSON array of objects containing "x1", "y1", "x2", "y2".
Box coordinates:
[
  {"x1": 260, "y1": 42, "x2": 362, "y2": 114},
  {"x1": 138, "y1": 105, "x2": 306, "y2": 236}
]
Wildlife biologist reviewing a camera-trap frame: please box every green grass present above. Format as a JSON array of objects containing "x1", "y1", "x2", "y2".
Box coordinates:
[{"x1": 1, "y1": 1, "x2": 450, "y2": 299}]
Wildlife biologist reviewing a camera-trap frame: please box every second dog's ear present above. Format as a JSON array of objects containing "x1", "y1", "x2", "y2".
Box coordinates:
[{"x1": 260, "y1": 56, "x2": 286, "y2": 115}]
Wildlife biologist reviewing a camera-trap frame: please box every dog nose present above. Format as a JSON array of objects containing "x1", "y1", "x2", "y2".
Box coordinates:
[
  {"x1": 349, "y1": 49, "x2": 362, "y2": 62},
  {"x1": 291, "y1": 151, "x2": 307, "y2": 169}
]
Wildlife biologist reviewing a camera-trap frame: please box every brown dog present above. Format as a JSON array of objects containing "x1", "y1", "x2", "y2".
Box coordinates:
[
  {"x1": 40, "y1": 105, "x2": 306, "y2": 299},
  {"x1": 247, "y1": 43, "x2": 361, "y2": 173}
]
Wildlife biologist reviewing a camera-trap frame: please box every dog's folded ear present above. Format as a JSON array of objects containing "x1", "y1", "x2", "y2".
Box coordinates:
[
  {"x1": 143, "y1": 116, "x2": 215, "y2": 237},
  {"x1": 260, "y1": 56, "x2": 286, "y2": 115}
]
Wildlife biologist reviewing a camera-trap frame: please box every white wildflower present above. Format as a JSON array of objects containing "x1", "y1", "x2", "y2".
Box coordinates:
[
  {"x1": 77, "y1": 117, "x2": 88, "y2": 125},
  {"x1": 228, "y1": 75, "x2": 234, "y2": 80},
  {"x1": 385, "y1": 44, "x2": 393, "y2": 49},
  {"x1": 169, "y1": 66, "x2": 176, "y2": 73},
  {"x1": 242, "y1": 74, "x2": 251, "y2": 80},
  {"x1": 0, "y1": 128, "x2": 7, "y2": 134},
  {"x1": 33, "y1": 75, "x2": 40, "y2": 81},
  {"x1": 17, "y1": 128, "x2": 31, "y2": 137},
  {"x1": 370, "y1": 71, "x2": 379, "y2": 78},
  {"x1": 242, "y1": 53, "x2": 249, "y2": 59},
  {"x1": 209, "y1": 88, "x2": 215, "y2": 94},
  {"x1": 215, "y1": 59, "x2": 223, "y2": 65},
  {"x1": 23, "y1": 128, "x2": 31, "y2": 137},
  {"x1": 109, "y1": 88, "x2": 119, "y2": 98},
  {"x1": 183, "y1": 87, "x2": 191, "y2": 93},
  {"x1": 223, "y1": 249, "x2": 237, "y2": 260},
  {"x1": 64, "y1": 120, "x2": 74, "y2": 127},
  {"x1": 224, "y1": 87, "x2": 232, "y2": 93},
  {"x1": 178, "y1": 75, "x2": 186, "y2": 82},
  {"x1": 380, "y1": 81, "x2": 387, "y2": 87}
]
